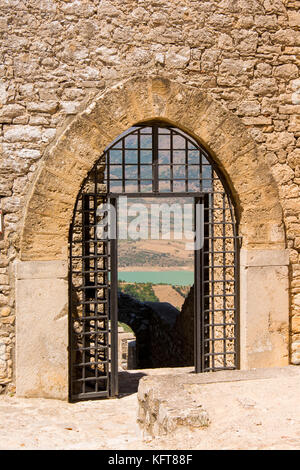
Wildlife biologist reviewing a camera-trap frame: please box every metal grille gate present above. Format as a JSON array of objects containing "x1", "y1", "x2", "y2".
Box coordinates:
[{"x1": 69, "y1": 123, "x2": 239, "y2": 401}]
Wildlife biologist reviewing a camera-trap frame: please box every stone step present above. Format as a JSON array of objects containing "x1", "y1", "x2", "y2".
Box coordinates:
[{"x1": 137, "y1": 366, "x2": 300, "y2": 437}]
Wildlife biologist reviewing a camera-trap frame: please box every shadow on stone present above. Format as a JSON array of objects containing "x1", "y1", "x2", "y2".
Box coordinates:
[
  {"x1": 118, "y1": 370, "x2": 147, "y2": 396},
  {"x1": 118, "y1": 288, "x2": 194, "y2": 370}
]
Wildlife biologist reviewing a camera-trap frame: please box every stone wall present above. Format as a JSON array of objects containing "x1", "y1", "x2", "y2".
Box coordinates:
[{"x1": 0, "y1": 0, "x2": 299, "y2": 392}]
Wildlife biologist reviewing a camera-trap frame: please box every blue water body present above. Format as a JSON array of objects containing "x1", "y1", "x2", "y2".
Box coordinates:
[{"x1": 118, "y1": 271, "x2": 193, "y2": 286}]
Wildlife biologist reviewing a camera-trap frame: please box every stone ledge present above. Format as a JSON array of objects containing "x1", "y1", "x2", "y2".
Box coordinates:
[
  {"x1": 137, "y1": 373, "x2": 210, "y2": 437},
  {"x1": 15, "y1": 260, "x2": 67, "y2": 280},
  {"x1": 137, "y1": 367, "x2": 300, "y2": 437},
  {"x1": 240, "y1": 249, "x2": 289, "y2": 267}
]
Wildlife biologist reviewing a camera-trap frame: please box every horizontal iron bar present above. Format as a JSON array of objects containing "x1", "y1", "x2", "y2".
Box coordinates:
[
  {"x1": 73, "y1": 315, "x2": 108, "y2": 321},
  {"x1": 206, "y1": 265, "x2": 235, "y2": 268},
  {"x1": 75, "y1": 345, "x2": 108, "y2": 352},
  {"x1": 71, "y1": 270, "x2": 109, "y2": 275},
  {"x1": 206, "y1": 236, "x2": 236, "y2": 240},
  {"x1": 204, "y1": 222, "x2": 234, "y2": 226},
  {"x1": 108, "y1": 192, "x2": 206, "y2": 197},
  {"x1": 71, "y1": 255, "x2": 109, "y2": 260},
  {"x1": 204, "y1": 352, "x2": 236, "y2": 356},
  {"x1": 203, "y1": 279, "x2": 235, "y2": 284},
  {"x1": 203, "y1": 251, "x2": 235, "y2": 254},
  {"x1": 71, "y1": 391, "x2": 109, "y2": 400},
  {"x1": 74, "y1": 361, "x2": 109, "y2": 367},
  {"x1": 75, "y1": 376, "x2": 108, "y2": 383},
  {"x1": 204, "y1": 337, "x2": 235, "y2": 342},
  {"x1": 73, "y1": 330, "x2": 109, "y2": 336},
  {"x1": 204, "y1": 308, "x2": 236, "y2": 312},
  {"x1": 72, "y1": 240, "x2": 111, "y2": 244},
  {"x1": 204, "y1": 293, "x2": 235, "y2": 298},
  {"x1": 77, "y1": 285, "x2": 109, "y2": 290},
  {"x1": 109, "y1": 148, "x2": 206, "y2": 152}
]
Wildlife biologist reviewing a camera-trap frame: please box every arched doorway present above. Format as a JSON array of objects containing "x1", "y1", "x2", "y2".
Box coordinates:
[
  {"x1": 69, "y1": 122, "x2": 239, "y2": 401},
  {"x1": 16, "y1": 77, "x2": 288, "y2": 401}
]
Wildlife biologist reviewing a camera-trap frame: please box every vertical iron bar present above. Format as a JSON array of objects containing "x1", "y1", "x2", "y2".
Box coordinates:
[
  {"x1": 170, "y1": 129, "x2": 174, "y2": 193},
  {"x1": 235, "y1": 232, "x2": 241, "y2": 370},
  {"x1": 82, "y1": 194, "x2": 90, "y2": 395},
  {"x1": 110, "y1": 197, "x2": 118, "y2": 397},
  {"x1": 137, "y1": 128, "x2": 141, "y2": 193},
  {"x1": 93, "y1": 192, "x2": 98, "y2": 393},
  {"x1": 153, "y1": 124, "x2": 159, "y2": 193},
  {"x1": 68, "y1": 226, "x2": 73, "y2": 400},
  {"x1": 122, "y1": 138, "x2": 125, "y2": 193},
  {"x1": 211, "y1": 190, "x2": 215, "y2": 371},
  {"x1": 222, "y1": 192, "x2": 226, "y2": 368},
  {"x1": 185, "y1": 135, "x2": 188, "y2": 192},
  {"x1": 103, "y1": 197, "x2": 109, "y2": 392},
  {"x1": 229, "y1": 195, "x2": 240, "y2": 370},
  {"x1": 107, "y1": 150, "x2": 110, "y2": 194},
  {"x1": 203, "y1": 193, "x2": 210, "y2": 371},
  {"x1": 194, "y1": 197, "x2": 202, "y2": 373}
]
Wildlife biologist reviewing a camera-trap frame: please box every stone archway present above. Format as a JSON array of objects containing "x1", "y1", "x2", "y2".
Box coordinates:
[
  {"x1": 16, "y1": 77, "x2": 289, "y2": 399},
  {"x1": 20, "y1": 77, "x2": 285, "y2": 259}
]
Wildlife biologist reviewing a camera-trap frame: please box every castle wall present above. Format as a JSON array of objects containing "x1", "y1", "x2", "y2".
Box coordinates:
[{"x1": 0, "y1": 0, "x2": 299, "y2": 394}]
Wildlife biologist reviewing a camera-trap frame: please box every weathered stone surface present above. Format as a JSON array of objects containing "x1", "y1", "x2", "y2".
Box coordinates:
[
  {"x1": 288, "y1": 10, "x2": 300, "y2": 28},
  {"x1": 27, "y1": 102, "x2": 58, "y2": 114},
  {"x1": 137, "y1": 374, "x2": 210, "y2": 437},
  {"x1": 16, "y1": 260, "x2": 68, "y2": 399},
  {"x1": 137, "y1": 367, "x2": 300, "y2": 438},
  {"x1": 0, "y1": 105, "x2": 25, "y2": 123},
  {"x1": 3, "y1": 125, "x2": 42, "y2": 142},
  {"x1": 250, "y1": 78, "x2": 278, "y2": 96},
  {"x1": 0, "y1": 306, "x2": 11, "y2": 318},
  {"x1": 240, "y1": 249, "x2": 289, "y2": 369},
  {"x1": 274, "y1": 64, "x2": 299, "y2": 80},
  {"x1": 165, "y1": 47, "x2": 190, "y2": 69},
  {"x1": 0, "y1": 80, "x2": 7, "y2": 104}
]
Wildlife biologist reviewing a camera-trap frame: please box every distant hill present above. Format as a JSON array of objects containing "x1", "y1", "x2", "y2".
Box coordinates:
[
  {"x1": 118, "y1": 239, "x2": 193, "y2": 269},
  {"x1": 118, "y1": 196, "x2": 194, "y2": 269}
]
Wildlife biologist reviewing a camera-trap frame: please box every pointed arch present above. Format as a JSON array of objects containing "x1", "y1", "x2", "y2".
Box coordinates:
[
  {"x1": 20, "y1": 76, "x2": 284, "y2": 260},
  {"x1": 16, "y1": 77, "x2": 290, "y2": 400}
]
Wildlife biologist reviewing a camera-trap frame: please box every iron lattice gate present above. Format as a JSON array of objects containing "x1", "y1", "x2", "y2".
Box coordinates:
[
  {"x1": 69, "y1": 123, "x2": 239, "y2": 401},
  {"x1": 69, "y1": 191, "x2": 118, "y2": 400}
]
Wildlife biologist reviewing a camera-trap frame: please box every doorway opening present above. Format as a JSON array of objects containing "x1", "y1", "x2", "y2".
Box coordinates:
[
  {"x1": 117, "y1": 195, "x2": 195, "y2": 372},
  {"x1": 68, "y1": 122, "x2": 239, "y2": 401}
]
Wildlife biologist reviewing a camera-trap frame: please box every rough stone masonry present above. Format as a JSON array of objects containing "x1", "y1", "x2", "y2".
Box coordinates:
[{"x1": 0, "y1": 0, "x2": 299, "y2": 394}]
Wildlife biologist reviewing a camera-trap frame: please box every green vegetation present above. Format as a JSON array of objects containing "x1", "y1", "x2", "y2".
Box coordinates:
[
  {"x1": 118, "y1": 322, "x2": 134, "y2": 334},
  {"x1": 118, "y1": 281, "x2": 159, "y2": 302},
  {"x1": 172, "y1": 285, "x2": 191, "y2": 298}
]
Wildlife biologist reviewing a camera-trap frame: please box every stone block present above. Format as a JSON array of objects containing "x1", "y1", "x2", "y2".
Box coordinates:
[
  {"x1": 16, "y1": 260, "x2": 67, "y2": 280},
  {"x1": 242, "y1": 116, "x2": 272, "y2": 126},
  {"x1": 0, "y1": 105, "x2": 25, "y2": 123},
  {"x1": 288, "y1": 11, "x2": 300, "y2": 28},
  {"x1": 274, "y1": 64, "x2": 298, "y2": 80},
  {"x1": 27, "y1": 102, "x2": 58, "y2": 114},
  {"x1": 137, "y1": 375, "x2": 210, "y2": 437},
  {"x1": 16, "y1": 260, "x2": 68, "y2": 399},
  {"x1": 240, "y1": 249, "x2": 289, "y2": 370},
  {"x1": 3, "y1": 125, "x2": 42, "y2": 142}
]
